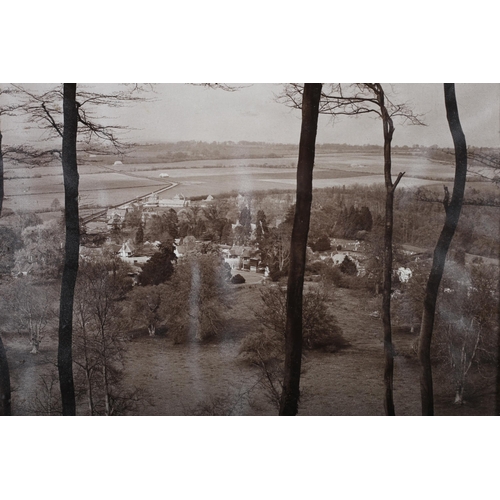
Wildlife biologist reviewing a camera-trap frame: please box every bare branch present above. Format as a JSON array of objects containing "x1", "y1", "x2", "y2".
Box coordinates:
[
  {"x1": 276, "y1": 83, "x2": 426, "y2": 126},
  {"x1": 192, "y1": 83, "x2": 250, "y2": 92}
]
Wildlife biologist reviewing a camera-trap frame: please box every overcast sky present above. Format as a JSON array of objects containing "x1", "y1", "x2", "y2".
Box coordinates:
[
  {"x1": 4, "y1": 83, "x2": 499, "y2": 148},
  {"x1": 106, "y1": 83, "x2": 500, "y2": 148}
]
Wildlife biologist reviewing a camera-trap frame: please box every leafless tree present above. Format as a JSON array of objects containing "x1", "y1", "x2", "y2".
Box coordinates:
[
  {"x1": 418, "y1": 84, "x2": 468, "y2": 416},
  {"x1": 278, "y1": 83, "x2": 424, "y2": 415},
  {"x1": 73, "y1": 257, "x2": 138, "y2": 416},
  {"x1": 0, "y1": 335, "x2": 9, "y2": 416},
  {"x1": 12, "y1": 83, "x2": 149, "y2": 155},
  {"x1": 278, "y1": 83, "x2": 322, "y2": 415},
  {"x1": 0, "y1": 85, "x2": 19, "y2": 415},
  {"x1": 11, "y1": 83, "x2": 150, "y2": 415}
]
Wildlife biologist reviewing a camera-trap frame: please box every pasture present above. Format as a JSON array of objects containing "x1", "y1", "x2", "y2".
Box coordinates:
[
  {"x1": 2, "y1": 152, "x2": 451, "y2": 214},
  {"x1": 4, "y1": 282, "x2": 494, "y2": 415}
]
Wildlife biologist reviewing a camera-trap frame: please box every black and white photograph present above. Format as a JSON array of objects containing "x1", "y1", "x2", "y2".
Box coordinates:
[
  {"x1": 2, "y1": 4, "x2": 499, "y2": 498},
  {"x1": 0, "y1": 82, "x2": 498, "y2": 418}
]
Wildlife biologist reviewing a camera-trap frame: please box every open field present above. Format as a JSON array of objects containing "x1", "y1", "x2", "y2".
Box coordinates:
[
  {"x1": 3, "y1": 152, "x2": 451, "y2": 214},
  {"x1": 4, "y1": 281, "x2": 495, "y2": 416}
]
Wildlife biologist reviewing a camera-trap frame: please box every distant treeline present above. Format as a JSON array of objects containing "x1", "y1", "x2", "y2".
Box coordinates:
[{"x1": 79, "y1": 141, "x2": 499, "y2": 166}]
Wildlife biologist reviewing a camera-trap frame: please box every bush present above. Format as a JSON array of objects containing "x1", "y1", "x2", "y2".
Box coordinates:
[
  {"x1": 320, "y1": 264, "x2": 343, "y2": 287},
  {"x1": 238, "y1": 286, "x2": 349, "y2": 409},
  {"x1": 339, "y1": 255, "x2": 358, "y2": 276},
  {"x1": 306, "y1": 261, "x2": 326, "y2": 275},
  {"x1": 251, "y1": 286, "x2": 349, "y2": 353},
  {"x1": 230, "y1": 274, "x2": 246, "y2": 284},
  {"x1": 311, "y1": 235, "x2": 331, "y2": 252},
  {"x1": 164, "y1": 254, "x2": 232, "y2": 343},
  {"x1": 269, "y1": 268, "x2": 287, "y2": 282}
]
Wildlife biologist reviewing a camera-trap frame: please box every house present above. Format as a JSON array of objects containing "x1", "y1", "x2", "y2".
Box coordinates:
[
  {"x1": 107, "y1": 208, "x2": 128, "y2": 229},
  {"x1": 174, "y1": 245, "x2": 187, "y2": 258},
  {"x1": 241, "y1": 248, "x2": 261, "y2": 272},
  {"x1": 224, "y1": 246, "x2": 262, "y2": 272},
  {"x1": 158, "y1": 194, "x2": 189, "y2": 208},
  {"x1": 144, "y1": 193, "x2": 159, "y2": 207},
  {"x1": 119, "y1": 241, "x2": 134, "y2": 258}
]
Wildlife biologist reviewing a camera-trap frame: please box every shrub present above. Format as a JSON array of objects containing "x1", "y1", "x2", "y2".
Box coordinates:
[
  {"x1": 269, "y1": 268, "x2": 287, "y2": 282},
  {"x1": 164, "y1": 254, "x2": 232, "y2": 343},
  {"x1": 230, "y1": 273, "x2": 246, "y2": 284},
  {"x1": 339, "y1": 255, "x2": 357, "y2": 276},
  {"x1": 239, "y1": 286, "x2": 349, "y2": 409},
  {"x1": 251, "y1": 286, "x2": 349, "y2": 353},
  {"x1": 320, "y1": 264, "x2": 343, "y2": 287},
  {"x1": 311, "y1": 235, "x2": 331, "y2": 252}
]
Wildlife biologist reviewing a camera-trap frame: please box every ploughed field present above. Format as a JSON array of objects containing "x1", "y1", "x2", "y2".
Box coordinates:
[
  {"x1": 4, "y1": 281, "x2": 495, "y2": 416},
  {"x1": 3, "y1": 153, "x2": 449, "y2": 213}
]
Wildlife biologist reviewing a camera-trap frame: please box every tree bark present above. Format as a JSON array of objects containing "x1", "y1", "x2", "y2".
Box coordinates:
[
  {"x1": 0, "y1": 130, "x2": 12, "y2": 416},
  {"x1": 418, "y1": 83, "x2": 467, "y2": 416},
  {"x1": 279, "y1": 83, "x2": 322, "y2": 416},
  {"x1": 0, "y1": 335, "x2": 11, "y2": 416},
  {"x1": 58, "y1": 83, "x2": 80, "y2": 416},
  {"x1": 374, "y1": 85, "x2": 403, "y2": 416},
  {"x1": 0, "y1": 130, "x2": 4, "y2": 216}
]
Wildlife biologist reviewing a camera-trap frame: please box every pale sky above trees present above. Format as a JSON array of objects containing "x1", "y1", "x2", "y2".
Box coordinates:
[{"x1": 4, "y1": 83, "x2": 499, "y2": 149}]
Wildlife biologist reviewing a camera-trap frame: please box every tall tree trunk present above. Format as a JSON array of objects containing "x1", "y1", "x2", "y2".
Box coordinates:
[
  {"x1": 58, "y1": 83, "x2": 80, "y2": 416},
  {"x1": 497, "y1": 216, "x2": 500, "y2": 416},
  {"x1": 418, "y1": 83, "x2": 467, "y2": 416},
  {"x1": 0, "y1": 335, "x2": 11, "y2": 416},
  {"x1": 378, "y1": 87, "x2": 403, "y2": 417},
  {"x1": 0, "y1": 130, "x2": 12, "y2": 416},
  {"x1": 0, "y1": 130, "x2": 4, "y2": 216},
  {"x1": 279, "y1": 83, "x2": 322, "y2": 416}
]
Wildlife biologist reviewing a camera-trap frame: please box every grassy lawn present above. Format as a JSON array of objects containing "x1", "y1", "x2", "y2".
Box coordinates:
[{"x1": 4, "y1": 281, "x2": 495, "y2": 415}]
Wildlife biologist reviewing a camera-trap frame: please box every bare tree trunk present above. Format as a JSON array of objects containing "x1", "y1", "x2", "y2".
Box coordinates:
[
  {"x1": 58, "y1": 83, "x2": 80, "y2": 416},
  {"x1": 497, "y1": 216, "x2": 500, "y2": 416},
  {"x1": 0, "y1": 130, "x2": 4, "y2": 216},
  {"x1": 279, "y1": 83, "x2": 322, "y2": 416},
  {"x1": 418, "y1": 83, "x2": 467, "y2": 416},
  {"x1": 0, "y1": 335, "x2": 11, "y2": 416},
  {"x1": 0, "y1": 130, "x2": 12, "y2": 416},
  {"x1": 375, "y1": 85, "x2": 404, "y2": 416}
]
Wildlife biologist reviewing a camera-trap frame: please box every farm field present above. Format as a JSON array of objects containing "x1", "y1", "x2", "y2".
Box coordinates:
[
  {"x1": 4, "y1": 281, "x2": 494, "y2": 416},
  {"x1": 3, "y1": 152, "x2": 451, "y2": 214}
]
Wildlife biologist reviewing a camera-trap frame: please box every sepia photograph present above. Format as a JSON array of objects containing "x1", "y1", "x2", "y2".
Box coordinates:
[
  {"x1": 0, "y1": 82, "x2": 498, "y2": 417},
  {"x1": 2, "y1": 4, "x2": 499, "y2": 497}
]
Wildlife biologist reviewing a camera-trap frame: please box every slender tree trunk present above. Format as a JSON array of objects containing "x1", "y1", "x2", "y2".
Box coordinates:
[
  {"x1": 0, "y1": 335, "x2": 11, "y2": 416},
  {"x1": 377, "y1": 85, "x2": 403, "y2": 417},
  {"x1": 497, "y1": 216, "x2": 500, "y2": 416},
  {"x1": 0, "y1": 130, "x2": 12, "y2": 416},
  {"x1": 418, "y1": 83, "x2": 467, "y2": 416},
  {"x1": 279, "y1": 83, "x2": 322, "y2": 416},
  {"x1": 58, "y1": 83, "x2": 80, "y2": 416},
  {"x1": 0, "y1": 130, "x2": 4, "y2": 216}
]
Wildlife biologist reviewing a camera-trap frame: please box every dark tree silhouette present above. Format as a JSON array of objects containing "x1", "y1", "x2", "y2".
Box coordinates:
[
  {"x1": 278, "y1": 83, "x2": 423, "y2": 415},
  {"x1": 12, "y1": 83, "x2": 150, "y2": 415},
  {"x1": 139, "y1": 244, "x2": 177, "y2": 286},
  {"x1": 0, "y1": 121, "x2": 10, "y2": 416},
  {"x1": 58, "y1": 83, "x2": 79, "y2": 415},
  {"x1": 279, "y1": 83, "x2": 322, "y2": 416},
  {"x1": 0, "y1": 87, "x2": 17, "y2": 415},
  {"x1": 418, "y1": 84, "x2": 468, "y2": 416}
]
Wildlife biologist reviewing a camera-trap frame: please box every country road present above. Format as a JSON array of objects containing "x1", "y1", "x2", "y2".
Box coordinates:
[{"x1": 82, "y1": 182, "x2": 178, "y2": 223}]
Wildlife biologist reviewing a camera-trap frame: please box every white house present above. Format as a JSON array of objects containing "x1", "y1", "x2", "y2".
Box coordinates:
[{"x1": 118, "y1": 241, "x2": 134, "y2": 258}]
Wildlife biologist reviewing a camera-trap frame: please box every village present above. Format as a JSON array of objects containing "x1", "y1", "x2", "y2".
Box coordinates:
[{"x1": 80, "y1": 188, "x2": 388, "y2": 287}]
